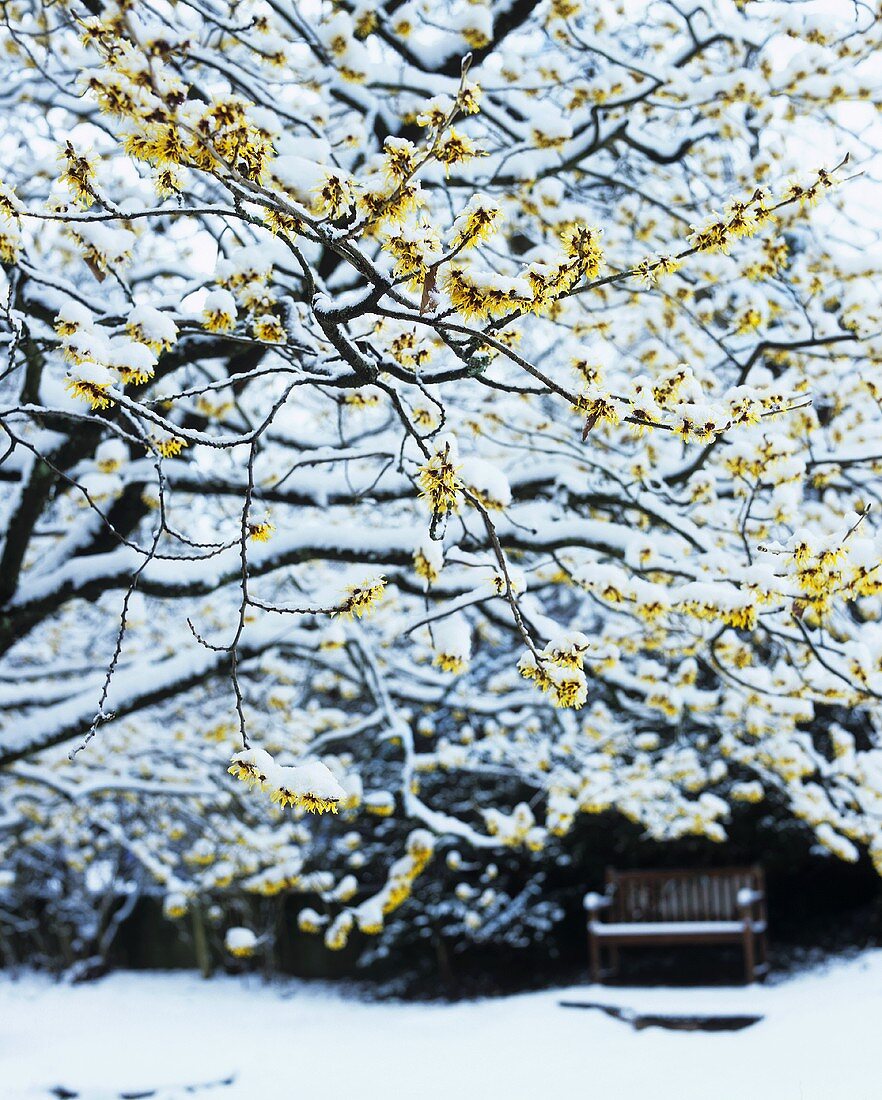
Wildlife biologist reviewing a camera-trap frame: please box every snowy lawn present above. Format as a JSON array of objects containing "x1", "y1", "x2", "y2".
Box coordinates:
[{"x1": 2, "y1": 952, "x2": 881, "y2": 1100}]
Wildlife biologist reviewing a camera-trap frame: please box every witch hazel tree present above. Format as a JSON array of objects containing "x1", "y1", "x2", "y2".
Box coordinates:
[{"x1": 1, "y1": 0, "x2": 882, "y2": 959}]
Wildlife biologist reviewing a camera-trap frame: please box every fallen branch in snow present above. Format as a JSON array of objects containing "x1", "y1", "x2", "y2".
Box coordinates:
[{"x1": 558, "y1": 1001, "x2": 763, "y2": 1032}]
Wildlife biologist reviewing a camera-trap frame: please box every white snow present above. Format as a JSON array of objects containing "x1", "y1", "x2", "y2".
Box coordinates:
[
  {"x1": 2, "y1": 952, "x2": 881, "y2": 1099},
  {"x1": 126, "y1": 304, "x2": 178, "y2": 344},
  {"x1": 66, "y1": 360, "x2": 116, "y2": 388},
  {"x1": 73, "y1": 223, "x2": 135, "y2": 263},
  {"x1": 108, "y1": 338, "x2": 157, "y2": 375},
  {"x1": 201, "y1": 288, "x2": 237, "y2": 318},
  {"x1": 224, "y1": 927, "x2": 258, "y2": 955}
]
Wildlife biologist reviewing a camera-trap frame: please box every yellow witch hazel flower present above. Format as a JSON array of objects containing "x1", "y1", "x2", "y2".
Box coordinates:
[
  {"x1": 248, "y1": 513, "x2": 274, "y2": 542},
  {"x1": 126, "y1": 305, "x2": 178, "y2": 353},
  {"x1": 542, "y1": 630, "x2": 591, "y2": 669},
  {"x1": 382, "y1": 221, "x2": 442, "y2": 290},
  {"x1": 678, "y1": 581, "x2": 759, "y2": 631},
  {"x1": 417, "y1": 78, "x2": 482, "y2": 129},
  {"x1": 414, "y1": 535, "x2": 444, "y2": 586},
  {"x1": 227, "y1": 747, "x2": 275, "y2": 788},
  {"x1": 523, "y1": 254, "x2": 585, "y2": 313},
  {"x1": 382, "y1": 136, "x2": 417, "y2": 180},
  {"x1": 313, "y1": 168, "x2": 357, "y2": 219},
  {"x1": 298, "y1": 907, "x2": 326, "y2": 934},
  {"x1": 65, "y1": 360, "x2": 117, "y2": 409},
  {"x1": 151, "y1": 431, "x2": 188, "y2": 458},
  {"x1": 635, "y1": 254, "x2": 682, "y2": 285},
  {"x1": 202, "y1": 288, "x2": 238, "y2": 332},
  {"x1": 723, "y1": 197, "x2": 759, "y2": 238},
  {"x1": 55, "y1": 301, "x2": 94, "y2": 338},
  {"x1": 73, "y1": 223, "x2": 135, "y2": 276},
  {"x1": 449, "y1": 192, "x2": 502, "y2": 250},
  {"x1": 355, "y1": 897, "x2": 385, "y2": 935},
  {"x1": 358, "y1": 169, "x2": 423, "y2": 227},
  {"x1": 532, "y1": 115, "x2": 572, "y2": 150},
  {"x1": 432, "y1": 613, "x2": 472, "y2": 674},
  {"x1": 0, "y1": 213, "x2": 22, "y2": 262},
  {"x1": 407, "y1": 828, "x2": 435, "y2": 874},
  {"x1": 108, "y1": 338, "x2": 156, "y2": 385},
  {"x1": 518, "y1": 650, "x2": 553, "y2": 691},
  {"x1": 672, "y1": 403, "x2": 725, "y2": 444},
  {"x1": 546, "y1": 663, "x2": 588, "y2": 708},
  {"x1": 417, "y1": 93, "x2": 457, "y2": 130},
  {"x1": 560, "y1": 223, "x2": 604, "y2": 279},
  {"x1": 0, "y1": 179, "x2": 22, "y2": 222},
  {"x1": 225, "y1": 927, "x2": 258, "y2": 958},
  {"x1": 337, "y1": 575, "x2": 387, "y2": 619},
  {"x1": 163, "y1": 892, "x2": 190, "y2": 920},
  {"x1": 443, "y1": 267, "x2": 533, "y2": 320},
  {"x1": 365, "y1": 790, "x2": 396, "y2": 817},
  {"x1": 460, "y1": 455, "x2": 511, "y2": 511},
  {"x1": 688, "y1": 213, "x2": 732, "y2": 255},
  {"x1": 435, "y1": 129, "x2": 483, "y2": 175},
  {"x1": 228, "y1": 748, "x2": 347, "y2": 814},
  {"x1": 325, "y1": 911, "x2": 354, "y2": 950},
  {"x1": 59, "y1": 142, "x2": 97, "y2": 207},
  {"x1": 319, "y1": 621, "x2": 348, "y2": 650},
  {"x1": 518, "y1": 647, "x2": 588, "y2": 708},
  {"x1": 94, "y1": 439, "x2": 127, "y2": 474},
  {"x1": 252, "y1": 314, "x2": 286, "y2": 343},
  {"x1": 458, "y1": 79, "x2": 482, "y2": 116},
  {"x1": 578, "y1": 385, "x2": 626, "y2": 430},
  {"x1": 484, "y1": 802, "x2": 539, "y2": 847},
  {"x1": 418, "y1": 438, "x2": 464, "y2": 514}
]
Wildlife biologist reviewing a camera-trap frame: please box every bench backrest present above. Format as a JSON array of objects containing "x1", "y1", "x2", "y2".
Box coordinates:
[{"x1": 605, "y1": 866, "x2": 764, "y2": 923}]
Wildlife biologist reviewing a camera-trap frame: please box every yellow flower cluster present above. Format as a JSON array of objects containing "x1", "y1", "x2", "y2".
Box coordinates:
[
  {"x1": 483, "y1": 802, "x2": 547, "y2": 849},
  {"x1": 336, "y1": 576, "x2": 387, "y2": 619},
  {"x1": 382, "y1": 221, "x2": 442, "y2": 290},
  {"x1": 443, "y1": 267, "x2": 531, "y2": 320},
  {"x1": 434, "y1": 652, "x2": 468, "y2": 674},
  {"x1": 300, "y1": 830, "x2": 434, "y2": 951},
  {"x1": 228, "y1": 748, "x2": 346, "y2": 815},
  {"x1": 518, "y1": 647, "x2": 589, "y2": 709},
  {"x1": 449, "y1": 193, "x2": 502, "y2": 250},
  {"x1": 418, "y1": 444, "x2": 463, "y2": 514},
  {"x1": 59, "y1": 142, "x2": 96, "y2": 207},
  {"x1": 413, "y1": 545, "x2": 442, "y2": 585},
  {"x1": 443, "y1": 224, "x2": 602, "y2": 320},
  {"x1": 247, "y1": 518, "x2": 275, "y2": 542},
  {"x1": 153, "y1": 434, "x2": 188, "y2": 459}
]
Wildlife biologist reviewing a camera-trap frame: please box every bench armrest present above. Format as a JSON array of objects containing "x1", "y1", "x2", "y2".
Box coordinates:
[
  {"x1": 737, "y1": 888, "x2": 764, "y2": 907},
  {"x1": 583, "y1": 890, "x2": 613, "y2": 913}
]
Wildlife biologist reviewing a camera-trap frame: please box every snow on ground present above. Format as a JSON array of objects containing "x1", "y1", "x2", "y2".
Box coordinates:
[{"x1": 2, "y1": 952, "x2": 881, "y2": 1100}]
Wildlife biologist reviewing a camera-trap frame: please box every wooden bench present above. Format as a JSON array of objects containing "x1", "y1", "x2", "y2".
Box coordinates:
[{"x1": 584, "y1": 866, "x2": 768, "y2": 984}]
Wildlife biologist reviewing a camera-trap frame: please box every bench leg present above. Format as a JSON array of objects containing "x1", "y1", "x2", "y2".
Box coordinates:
[
  {"x1": 589, "y1": 932, "x2": 604, "y2": 983},
  {"x1": 758, "y1": 926, "x2": 769, "y2": 981},
  {"x1": 608, "y1": 944, "x2": 620, "y2": 978},
  {"x1": 743, "y1": 928, "x2": 756, "y2": 984}
]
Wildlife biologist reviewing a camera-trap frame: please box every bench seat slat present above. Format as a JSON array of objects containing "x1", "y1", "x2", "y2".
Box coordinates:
[{"x1": 589, "y1": 919, "x2": 767, "y2": 936}]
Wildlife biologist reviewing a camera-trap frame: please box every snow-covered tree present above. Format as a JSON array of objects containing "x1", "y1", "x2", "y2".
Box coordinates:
[{"x1": 2, "y1": 0, "x2": 882, "y2": 962}]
